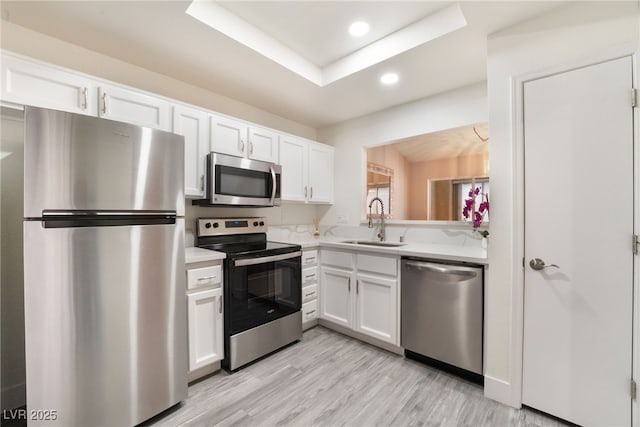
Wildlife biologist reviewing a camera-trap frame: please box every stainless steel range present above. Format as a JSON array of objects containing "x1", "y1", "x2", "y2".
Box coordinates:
[{"x1": 196, "y1": 217, "x2": 302, "y2": 371}]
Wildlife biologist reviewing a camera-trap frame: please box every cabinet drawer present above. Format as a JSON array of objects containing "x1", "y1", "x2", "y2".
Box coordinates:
[
  {"x1": 356, "y1": 253, "x2": 397, "y2": 277},
  {"x1": 302, "y1": 300, "x2": 318, "y2": 322},
  {"x1": 302, "y1": 250, "x2": 318, "y2": 266},
  {"x1": 187, "y1": 265, "x2": 222, "y2": 290},
  {"x1": 302, "y1": 266, "x2": 318, "y2": 285},
  {"x1": 321, "y1": 250, "x2": 353, "y2": 270},
  {"x1": 302, "y1": 284, "x2": 318, "y2": 303}
]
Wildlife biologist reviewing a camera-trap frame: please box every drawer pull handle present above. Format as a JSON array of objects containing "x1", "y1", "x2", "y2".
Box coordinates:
[
  {"x1": 197, "y1": 276, "x2": 216, "y2": 281},
  {"x1": 307, "y1": 310, "x2": 316, "y2": 315},
  {"x1": 305, "y1": 274, "x2": 316, "y2": 279},
  {"x1": 305, "y1": 292, "x2": 315, "y2": 297}
]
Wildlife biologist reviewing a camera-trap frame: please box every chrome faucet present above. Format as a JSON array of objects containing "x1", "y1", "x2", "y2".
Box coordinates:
[{"x1": 368, "y1": 197, "x2": 385, "y2": 241}]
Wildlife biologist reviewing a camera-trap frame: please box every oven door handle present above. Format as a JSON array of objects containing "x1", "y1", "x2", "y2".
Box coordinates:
[
  {"x1": 234, "y1": 250, "x2": 302, "y2": 267},
  {"x1": 269, "y1": 165, "x2": 277, "y2": 205}
]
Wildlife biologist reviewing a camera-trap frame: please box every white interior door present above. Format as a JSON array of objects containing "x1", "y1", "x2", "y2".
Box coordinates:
[{"x1": 523, "y1": 56, "x2": 634, "y2": 426}]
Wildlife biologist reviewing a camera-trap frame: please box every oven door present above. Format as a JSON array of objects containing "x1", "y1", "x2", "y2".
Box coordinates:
[
  {"x1": 209, "y1": 152, "x2": 281, "y2": 206},
  {"x1": 226, "y1": 251, "x2": 301, "y2": 336}
]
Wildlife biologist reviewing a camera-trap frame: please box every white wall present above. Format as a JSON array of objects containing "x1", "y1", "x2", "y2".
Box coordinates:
[
  {"x1": 0, "y1": 20, "x2": 316, "y2": 140},
  {"x1": 317, "y1": 82, "x2": 488, "y2": 226},
  {"x1": 485, "y1": 1, "x2": 639, "y2": 407}
]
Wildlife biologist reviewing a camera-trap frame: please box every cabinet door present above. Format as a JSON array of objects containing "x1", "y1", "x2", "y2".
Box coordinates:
[
  {"x1": 248, "y1": 126, "x2": 279, "y2": 162},
  {"x1": 98, "y1": 84, "x2": 170, "y2": 130},
  {"x1": 187, "y1": 288, "x2": 224, "y2": 371},
  {"x1": 1, "y1": 54, "x2": 95, "y2": 115},
  {"x1": 210, "y1": 114, "x2": 248, "y2": 157},
  {"x1": 319, "y1": 266, "x2": 353, "y2": 328},
  {"x1": 279, "y1": 135, "x2": 308, "y2": 202},
  {"x1": 173, "y1": 105, "x2": 209, "y2": 198},
  {"x1": 307, "y1": 142, "x2": 334, "y2": 204},
  {"x1": 354, "y1": 273, "x2": 397, "y2": 344}
]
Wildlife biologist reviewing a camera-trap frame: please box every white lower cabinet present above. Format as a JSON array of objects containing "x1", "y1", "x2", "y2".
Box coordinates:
[
  {"x1": 354, "y1": 273, "x2": 397, "y2": 344},
  {"x1": 301, "y1": 248, "x2": 319, "y2": 330},
  {"x1": 302, "y1": 300, "x2": 318, "y2": 324},
  {"x1": 187, "y1": 287, "x2": 223, "y2": 370},
  {"x1": 185, "y1": 261, "x2": 224, "y2": 380},
  {"x1": 319, "y1": 249, "x2": 399, "y2": 345},
  {"x1": 319, "y1": 266, "x2": 353, "y2": 328}
]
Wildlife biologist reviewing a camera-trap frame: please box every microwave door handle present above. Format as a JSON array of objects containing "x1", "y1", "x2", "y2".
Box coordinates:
[
  {"x1": 234, "y1": 251, "x2": 302, "y2": 267},
  {"x1": 269, "y1": 165, "x2": 277, "y2": 205}
]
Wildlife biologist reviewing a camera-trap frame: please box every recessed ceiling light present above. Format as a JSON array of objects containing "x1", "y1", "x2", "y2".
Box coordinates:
[
  {"x1": 380, "y1": 73, "x2": 399, "y2": 85},
  {"x1": 349, "y1": 21, "x2": 370, "y2": 37}
]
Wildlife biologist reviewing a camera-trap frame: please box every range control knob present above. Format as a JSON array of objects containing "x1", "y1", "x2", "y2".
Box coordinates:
[
  {"x1": 253, "y1": 221, "x2": 259, "y2": 227},
  {"x1": 205, "y1": 222, "x2": 212, "y2": 229},
  {"x1": 212, "y1": 222, "x2": 219, "y2": 228},
  {"x1": 259, "y1": 221, "x2": 265, "y2": 226}
]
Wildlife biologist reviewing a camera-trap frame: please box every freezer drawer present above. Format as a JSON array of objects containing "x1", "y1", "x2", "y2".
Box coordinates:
[
  {"x1": 401, "y1": 258, "x2": 483, "y2": 375},
  {"x1": 23, "y1": 219, "x2": 187, "y2": 426},
  {"x1": 24, "y1": 106, "x2": 184, "y2": 217}
]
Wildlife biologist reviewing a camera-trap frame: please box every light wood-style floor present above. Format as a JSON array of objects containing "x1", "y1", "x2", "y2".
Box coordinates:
[{"x1": 146, "y1": 326, "x2": 565, "y2": 427}]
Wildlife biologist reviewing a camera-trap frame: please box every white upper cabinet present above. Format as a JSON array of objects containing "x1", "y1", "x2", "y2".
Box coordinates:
[
  {"x1": 279, "y1": 136, "x2": 334, "y2": 204},
  {"x1": 210, "y1": 114, "x2": 278, "y2": 163},
  {"x1": 1, "y1": 54, "x2": 96, "y2": 115},
  {"x1": 248, "y1": 126, "x2": 279, "y2": 163},
  {"x1": 210, "y1": 114, "x2": 248, "y2": 158},
  {"x1": 308, "y1": 142, "x2": 334, "y2": 204},
  {"x1": 98, "y1": 84, "x2": 171, "y2": 131},
  {"x1": 173, "y1": 105, "x2": 209, "y2": 198},
  {"x1": 279, "y1": 135, "x2": 308, "y2": 202}
]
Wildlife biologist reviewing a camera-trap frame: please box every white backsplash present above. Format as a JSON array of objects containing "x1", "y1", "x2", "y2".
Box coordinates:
[
  {"x1": 184, "y1": 202, "x2": 484, "y2": 248},
  {"x1": 184, "y1": 202, "x2": 320, "y2": 247},
  {"x1": 268, "y1": 222, "x2": 485, "y2": 248}
]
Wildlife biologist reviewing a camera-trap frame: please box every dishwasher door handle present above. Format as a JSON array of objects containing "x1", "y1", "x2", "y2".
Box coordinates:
[{"x1": 404, "y1": 261, "x2": 479, "y2": 277}]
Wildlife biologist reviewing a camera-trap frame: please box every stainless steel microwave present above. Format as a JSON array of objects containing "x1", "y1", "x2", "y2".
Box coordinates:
[{"x1": 193, "y1": 152, "x2": 281, "y2": 207}]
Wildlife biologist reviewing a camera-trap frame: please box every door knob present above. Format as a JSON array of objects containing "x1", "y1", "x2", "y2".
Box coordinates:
[{"x1": 529, "y1": 258, "x2": 560, "y2": 271}]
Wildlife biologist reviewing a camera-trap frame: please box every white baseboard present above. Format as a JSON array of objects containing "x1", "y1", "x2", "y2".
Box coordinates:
[
  {"x1": 484, "y1": 374, "x2": 521, "y2": 408},
  {"x1": 1, "y1": 382, "x2": 26, "y2": 411}
]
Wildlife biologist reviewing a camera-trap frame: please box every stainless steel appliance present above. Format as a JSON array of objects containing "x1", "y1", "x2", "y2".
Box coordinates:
[
  {"x1": 23, "y1": 107, "x2": 187, "y2": 426},
  {"x1": 401, "y1": 258, "x2": 483, "y2": 379},
  {"x1": 196, "y1": 217, "x2": 302, "y2": 371},
  {"x1": 193, "y1": 152, "x2": 281, "y2": 207}
]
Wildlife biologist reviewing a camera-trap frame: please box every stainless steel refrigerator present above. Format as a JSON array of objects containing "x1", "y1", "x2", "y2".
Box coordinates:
[{"x1": 23, "y1": 107, "x2": 187, "y2": 426}]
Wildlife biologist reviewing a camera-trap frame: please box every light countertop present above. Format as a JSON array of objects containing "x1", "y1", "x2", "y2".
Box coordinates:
[
  {"x1": 270, "y1": 237, "x2": 487, "y2": 265},
  {"x1": 185, "y1": 247, "x2": 226, "y2": 264}
]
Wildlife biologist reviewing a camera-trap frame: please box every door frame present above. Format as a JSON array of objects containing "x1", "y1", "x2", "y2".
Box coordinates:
[{"x1": 509, "y1": 44, "x2": 639, "y2": 422}]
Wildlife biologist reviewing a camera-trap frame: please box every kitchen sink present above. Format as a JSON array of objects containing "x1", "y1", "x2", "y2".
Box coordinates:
[{"x1": 340, "y1": 240, "x2": 407, "y2": 247}]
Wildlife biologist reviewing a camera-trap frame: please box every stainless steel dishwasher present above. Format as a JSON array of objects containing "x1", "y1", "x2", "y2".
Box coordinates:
[{"x1": 401, "y1": 258, "x2": 483, "y2": 378}]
